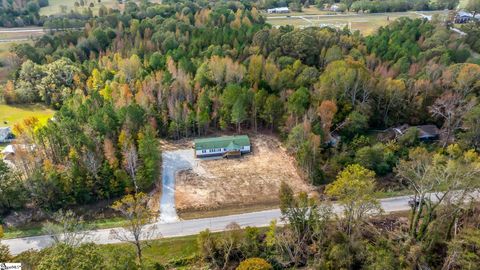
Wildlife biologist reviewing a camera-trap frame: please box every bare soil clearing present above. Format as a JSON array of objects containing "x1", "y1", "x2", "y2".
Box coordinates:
[{"x1": 174, "y1": 134, "x2": 315, "y2": 217}]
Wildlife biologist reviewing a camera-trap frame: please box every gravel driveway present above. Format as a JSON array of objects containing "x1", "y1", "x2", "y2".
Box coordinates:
[{"x1": 159, "y1": 149, "x2": 197, "y2": 223}]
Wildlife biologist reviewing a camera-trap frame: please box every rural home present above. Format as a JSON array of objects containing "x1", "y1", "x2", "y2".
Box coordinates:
[
  {"x1": 392, "y1": 124, "x2": 440, "y2": 141},
  {"x1": 194, "y1": 135, "x2": 251, "y2": 158},
  {"x1": 0, "y1": 127, "x2": 14, "y2": 143},
  {"x1": 455, "y1": 11, "x2": 480, "y2": 23},
  {"x1": 267, "y1": 7, "x2": 289, "y2": 13}
]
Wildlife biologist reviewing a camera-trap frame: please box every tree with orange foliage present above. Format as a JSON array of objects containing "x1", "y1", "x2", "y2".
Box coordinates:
[{"x1": 318, "y1": 100, "x2": 337, "y2": 141}]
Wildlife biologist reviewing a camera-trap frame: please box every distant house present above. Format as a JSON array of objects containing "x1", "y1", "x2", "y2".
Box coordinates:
[
  {"x1": 194, "y1": 135, "x2": 251, "y2": 158},
  {"x1": 328, "y1": 4, "x2": 341, "y2": 12},
  {"x1": 416, "y1": 125, "x2": 440, "y2": 141},
  {"x1": 267, "y1": 7, "x2": 289, "y2": 14},
  {"x1": 392, "y1": 124, "x2": 440, "y2": 141},
  {"x1": 0, "y1": 127, "x2": 14, "y2": 143},
  {"x1": 455, "y1": 11, "x2": 480, "y2": 23}
]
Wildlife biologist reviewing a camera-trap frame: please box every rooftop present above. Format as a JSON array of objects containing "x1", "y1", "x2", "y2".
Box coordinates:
[{"x1": 194, "y1": 135, "x2": 250, "y2": 150}]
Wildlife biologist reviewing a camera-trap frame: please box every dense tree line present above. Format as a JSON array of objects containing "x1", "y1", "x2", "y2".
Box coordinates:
[{"x1": 0, "y1": 0, "x2": 48, "y2": 27}]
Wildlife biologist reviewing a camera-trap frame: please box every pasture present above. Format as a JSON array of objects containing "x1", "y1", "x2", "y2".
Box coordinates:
[{"x1": 266, "y1": 10, "x2": 448, "y2": 35}]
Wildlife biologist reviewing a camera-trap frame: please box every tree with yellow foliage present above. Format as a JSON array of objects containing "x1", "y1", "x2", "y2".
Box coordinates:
[
  {"x1": 110, "y1": 192, "x2": 157, "y2": 266},
  {"x1": 326, "y1": 164, "x2": 381, "y2": 236}
]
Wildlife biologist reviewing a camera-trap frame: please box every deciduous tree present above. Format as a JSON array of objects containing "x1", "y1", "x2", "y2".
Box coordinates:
[
  {"x1": 110, "y1": 192, "x2": 157, "y2": 266},
  {"x1": 325, "y1": 164, "x2": 381, "y2": 236}
]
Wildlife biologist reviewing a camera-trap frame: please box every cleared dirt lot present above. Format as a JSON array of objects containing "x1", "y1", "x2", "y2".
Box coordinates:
[{"x1": 174, "y1": 134, "x2": 315, "y2": 218}]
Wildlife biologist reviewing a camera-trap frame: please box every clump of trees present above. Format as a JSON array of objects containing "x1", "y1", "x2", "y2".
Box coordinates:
[
  {"x1": 0, "y1": 0, "x2": 48, "y2": 27},
  {"x1": 193, "y1": 156, "x2": 480, "y2": 269}
]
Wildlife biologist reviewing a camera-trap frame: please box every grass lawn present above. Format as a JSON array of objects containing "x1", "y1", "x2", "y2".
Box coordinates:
[
  {"x1": 0, "y1": 104, "x2": 55, "y2": 128},
  {"x1": 98, "y1": 235, "x2": 199, "y2": 267}
]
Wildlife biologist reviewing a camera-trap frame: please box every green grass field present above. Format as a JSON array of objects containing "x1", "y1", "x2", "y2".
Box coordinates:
[
  {"x1": 98, "y1": 235, "x2": 199, "y2": 267},
  {"x1": 0, "y1": 104, "x2": 55, "y2": 128}
]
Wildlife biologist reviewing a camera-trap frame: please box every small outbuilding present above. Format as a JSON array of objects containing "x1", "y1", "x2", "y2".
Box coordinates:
[
  {"x1": 194, "y1": 135, "x2": 251, "y2": 158},
  {"x1": 0, "y1": 127, "x2": 14, "y2": 143}
]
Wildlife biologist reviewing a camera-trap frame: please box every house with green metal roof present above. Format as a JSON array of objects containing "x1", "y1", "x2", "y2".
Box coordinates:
[{"x1": 194, "y1": 135, "x2": 251, "y2": 158}]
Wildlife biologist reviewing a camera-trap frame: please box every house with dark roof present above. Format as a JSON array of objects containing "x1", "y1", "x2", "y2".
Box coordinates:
[
  {"x1": 194, "y1": 135, "x2": 251, "y2": 158},
  {"x1": 455, "y1": 11, "x2": 480, "y2": 23},
  {"x1": 392, "y1": 124, "x2": 440, "y2": 141},
  {"x1": 416, "y1": 125, "x2": 440, "y2": 141}
]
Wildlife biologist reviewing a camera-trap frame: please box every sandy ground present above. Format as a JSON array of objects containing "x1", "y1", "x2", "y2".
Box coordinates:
[{"x1": 175, "y1": 134, "x2": 314, "y2": 214}]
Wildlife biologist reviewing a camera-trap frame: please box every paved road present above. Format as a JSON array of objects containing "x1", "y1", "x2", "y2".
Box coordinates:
[
  {"x1": 0, "y1": 27, "x2": 45, "y2": 33},
  {"x1": 3, "y1": 194, "x2": 420, "y2": 255},
  {"x1": 0, "y1": 27, "x2": 84, "y2": 42}
]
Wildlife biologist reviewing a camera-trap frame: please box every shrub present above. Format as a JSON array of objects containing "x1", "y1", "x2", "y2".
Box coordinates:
[{"x1": 236, "y1": 258, "x2": 273, "y2": 270}]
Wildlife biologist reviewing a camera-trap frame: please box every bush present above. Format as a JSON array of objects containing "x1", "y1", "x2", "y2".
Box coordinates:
[{"x1": 236, "y1": 258, "x2": 273, "y2": 270}]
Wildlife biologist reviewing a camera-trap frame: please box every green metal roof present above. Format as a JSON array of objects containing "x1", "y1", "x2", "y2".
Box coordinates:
[{"x1": 194, "y1": 135, "x2": 250, "y2": 150}]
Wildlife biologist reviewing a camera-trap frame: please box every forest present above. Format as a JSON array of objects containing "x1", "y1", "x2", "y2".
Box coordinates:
[{"x1": 0, "y1": 0, "x2": 479, "y2": 269}]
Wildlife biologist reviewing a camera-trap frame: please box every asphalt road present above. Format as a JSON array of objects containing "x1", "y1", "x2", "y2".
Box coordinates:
[{"x1": 3, "y1": 194, "x2": 417, "y2": 255}]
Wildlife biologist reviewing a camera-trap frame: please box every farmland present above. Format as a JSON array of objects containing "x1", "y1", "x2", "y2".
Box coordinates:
[
  {"x1": 39, "y1": 0, "x2": 121, "y2": 16},
  {"x1": 266, "y1": 10, "x2": 448, "y2": 35},
  {"x1": 39, "y1": 0, "x2": 162, "y2": 16}
]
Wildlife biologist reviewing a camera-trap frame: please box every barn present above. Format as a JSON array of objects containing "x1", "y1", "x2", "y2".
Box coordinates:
[{"x1": 194, "y1": 135, "x2": 251, "y2": 158}]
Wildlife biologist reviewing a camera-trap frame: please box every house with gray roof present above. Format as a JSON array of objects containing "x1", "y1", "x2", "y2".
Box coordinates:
[{"x1": 0, "y1": 127, "x2": 14, "y2": 143}]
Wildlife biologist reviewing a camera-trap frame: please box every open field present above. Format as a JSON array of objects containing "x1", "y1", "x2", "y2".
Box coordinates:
[
  {"x1": 174, "y1": 134, "x2": 316, "y2": 218},
  {"x1": 267, "y1": 10, "x2": 448, "y2": 35},
  {"x1": 40, "y1": 0, "x2": 162, "y2": 16},
  {"x1": 0, "y1": 104, "x2": 55, "y2": 128},
  {"x1": 40, "y1": 0, "x2": 121, "y2": 16}
]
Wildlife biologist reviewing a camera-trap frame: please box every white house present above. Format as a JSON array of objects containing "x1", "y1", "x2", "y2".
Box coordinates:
[
  {"x1": 267, "y1": 7, "x2": 289, "y2": 14},
  {"x1": 194, "y1": 135, "x2": 251, "y2": 158}
]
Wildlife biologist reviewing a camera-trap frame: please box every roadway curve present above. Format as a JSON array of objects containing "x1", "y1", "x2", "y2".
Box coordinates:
[{"x1": 3, "y1": 194, "x2": 420, "y2": 255}]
